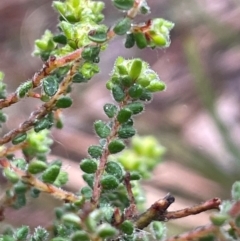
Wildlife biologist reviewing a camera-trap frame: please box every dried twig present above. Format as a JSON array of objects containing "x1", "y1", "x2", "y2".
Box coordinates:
[
  {"x1": 165, "y1": 224, "x2": 217, "y2": 241},
  {"x1": 135, "y1": 193, "x2": 175, "y2": 229},
  {"x1": 165, "y1": 197, "x2": 221, "y2": 220},
  {"x1": 134, "y1": 196, "x2": 221, "y2": 230}
]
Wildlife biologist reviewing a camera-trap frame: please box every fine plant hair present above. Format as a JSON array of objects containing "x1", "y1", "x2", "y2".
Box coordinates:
[{"x1": 0, "y1": 0, "x2": 240, "y2": 240}]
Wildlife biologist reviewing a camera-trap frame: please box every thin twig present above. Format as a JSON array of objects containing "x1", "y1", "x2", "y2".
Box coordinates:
[
  {"x1": 165, "y1": 197, "x2": 221, "y2": 220},
  {"x1": 134, "y1": 196, "x2": 221, "y2": 230},
  {"x1": 0, "y1": 60, "x2": 81, "y2": 145},
  {"x1": 0, "y1": 158, "x2": 78, "y2": 202},
  {"x1": 124, "y1": 172, "x2": 138, "y2": 219},
  {"x1": 0, "y1": 142, "x2": 28, "y2": 157},
  {"x1": 134, "y1": 193, "x2": 175, "y2": 229},
  {"x1": 165, "y1": 224, "x2": 217, "y2": 241},
  {"x1": 0, "y1": 51, "x2": 82, "y2": 110}
]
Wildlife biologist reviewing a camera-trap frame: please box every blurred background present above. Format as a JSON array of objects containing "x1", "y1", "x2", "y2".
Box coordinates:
[{"x1": 0, "y1": 0, "x2": 240, "y2": 237}]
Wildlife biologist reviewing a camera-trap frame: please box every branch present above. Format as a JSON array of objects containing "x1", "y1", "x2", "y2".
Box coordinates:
[
  {"x1": 0, "y1": 60, "x2": 81, "y2": 145},
  {"x1": 134, "y1": 196, "x2": 221, "y2": 230},
  {"x1": 165, "y1": 197, "x2": 221, "y2": 220},
  {"x1": 0, "y1": 142, "x2": 28, "y2": 157},
  {"x1": 165, "y1": 224, "x2": 217, "y2": 241},
  {"x1": 124, "y1": 172, "x2": 138, "y2": 219},
  {"x1": 0, "y1": 158, "x2": 78, "y2": 202},
  {"x1": 134, "y1": 193, "x2": 175, "y2": 229},
  {"x1": 0, "y1": 50, "x2": 82, "y2": 110}
]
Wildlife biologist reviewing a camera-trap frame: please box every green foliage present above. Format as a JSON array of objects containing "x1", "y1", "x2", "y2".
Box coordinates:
[
  {"x1": 56, "y1": 96, "x2": 73, "y2": 108},
  {"x1": 2, "y1": 1, "x2": 237, "y2": 241},
  {"x1": 27, "y1": 160, "x2": 48, "y2": 174},
  {"x1": 80, "y1": 158, "x2": 98, "y2": 174}
]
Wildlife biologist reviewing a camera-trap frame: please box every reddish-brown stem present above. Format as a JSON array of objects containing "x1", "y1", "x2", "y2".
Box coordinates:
[
  {"x1": 165, "y1": 197, "x2": 221, "y2": 220},
  {"x1": 91, "y1": 117, "x2": 121, "y2": 206},
  {"x1": 124, "y1": 172, "x2": 138, "y2": 219},
  {"x1": 0, "y1": 60, "x2": 81, "y2": 145},
  {"x1": 135, "y1": 193, "x2": 175, "y2": 229},
  {"x1": 165, "y1": 224, "x2": 217, "y2": 241},
  {"x1": 0, "y1": 51, "x2": 82, "y2": 110},
  {"x1": 134, "y1": 196, "x2": 221, "y2": 230},
  {"x1": 91, "y1": 93, "x2": 132, "y2": 206}
]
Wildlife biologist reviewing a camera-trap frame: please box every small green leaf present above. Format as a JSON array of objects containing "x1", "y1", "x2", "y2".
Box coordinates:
[
  {"x1": 150, "y1": 221, "x2": 166, "y2": 240},
  {"x1": 43, "y1": 76, "x2": 59, "y2": 96},
  {"x1": 134, "y1": 32, "x2": 148, "y2": 49},
  {"x1": 34, "y1": 118, "x2": 52, "y2": 132},
  {"x1": 88, "y1": 29, "x2": 107, "y2": 43},
  {"x1": 0, "y1": 111, "x2": 7, "y2": 123},
  {"x1": 94, "y1": 120, "x2": 111, "y2": 138},
  {"x1": 101, "y1": 174, "x2": 119, "y2": 190},
  {"x1": 136, "y1": 76, "x2": 150, "y2": 87},
  {"x1": 56, "y1": 96, "x2": 73, "y2": 108},
  {"x1": 30, "y1": 188, "x2": 41, "y2": 198},
  {"x1": 3, "y1": 168, "x2": 19, "y2": 184},
  {"x1": 118, "y1": 126, "x2": 136, "y2": 139},
  {"x1": 140, "y1": 2, "x2": 151, "y2": 14},
  {"x1": 117, "y1": 65, "x2": 128, "y2": 76},
  {"x1": 12, "y1": 133, "x2": 27, "y2": 145},
  {"x1": 112, "y1": 85, "x2": 125, "y2": 102},
  {"x1": 81, "y1": 186, "x2": 92, "y2": 199},
  {"x1": 210, "y1": 214, "x2": 228, "y2": 226},
  {"x1": 14, "y1": 194, "x2": 27, "y2": 209},
  {"x1": 108, "y1": 139, "x2": 125, "y2": 154},
  {"x1": 72, "y1": 72, "x2": 89, "y2": 83},
  {"x1": 71, "y1": 231, "x2": 90, "y2": 241},
  {"x1": 149, "y1": 30, "x2": 167, "y2": 47},
  {"x1": 126, "y1": 102, "x2": 144, "y2": 115},
  {"x1": 113, "y1": 18, "x2": 131, "y2": 35},
  {"x1": 112, "y1": 0, "x2": 134, "y2": 10},
  {"x1": 103, "y1": 103, "x2": 118, "y2": 118},
  {"x1": 17, "y1": 81, "x2": 33, "y2": 98},
  {"x1": 82, "y1": 173, "x2": 94, "y2": 188},
  {"x1": 28, "y1": 160, "x2": 48, "y2": 174},
  {"x1": 14, "y1": 182, "x2": 28, "y2": 194},
  {"x1": 130, "y1": 171, "x2": 141, "y2": 180},
  {"x1": 62, "y1": 213, "x2": 81, "y2": 227},
  {"x1": 42, "y1": 165, "x2": 60, "y2": 184},
  {"x1": 97, "y1": 223, "x2": 118, "y2": 238},
  {"x1": 125, "y1": 33, "x2": 135, "y2": 48},
  {"x1": 128, "y1": 84, "x2": 143, "y2": 98},
  {"x1": 121, "y1": 75, "x2": 133, "y2": 87},
  {"x1": 146, "y1": 80, "x2": 166, "y2": 92},
  {"x1": 129, "y1": 59, "x2": 142, "y2": 81},
  {"x1": 82, "y1": 46, "x2": 101, "y2": 61},
  {"x1": 139, "y1": 89, "x2": 152, "y2": 101},
  {"x1": 122, "y1": 118, "x2": 134, "y2": 127},
  {"x1": 52, "y1": 1, "x2": 65, "y2": 15},
  {"x1": 106, "y1": 161, "x2": 123, "y2": 179},
  {"x1": 54, "y1": 171, "x2": 68, "y2": 187},
  {"x1": 74, "y1": 196, "x2": 85, "y2": 208},
  {"x1": 16, "y1": 226, "x2": 29, "y2": 240},
  {"x1": 56, "y1": 118, "x2": 64, "y2": 129},
  {"x1": 88, "y1": 145, "x2": 103, "y2": 158},
  {"x1": 53, "y1": 34, "x2": 67, "y2": 45},
  {"x1": 117, "y1": 108, "x2": 132, "y2": 123},
  {"x1": 120, "y1": 220, "x2": 134, "y2": 235},
  {"x1": 80, "y1": 158, "x2": 98, "y2": 174}
]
